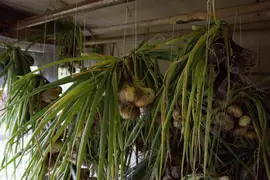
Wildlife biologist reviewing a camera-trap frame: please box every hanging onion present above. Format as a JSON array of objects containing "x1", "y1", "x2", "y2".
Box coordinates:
[
  {"x1": 170, "y1": 166, "x2": 181, "y2": 179},
  {"x1": 172, "y1": 108, "x2": 182, "y2": 121},
  {"x1": 233, "y1": 126, "x2": 248, "y2": 136},
  {"x1": 238, "y1": 115, "x2": 251, "y2": 127},
  {"x1": 213, "y1": 112, "x2": 235, "y2": 131},
  {"x1": 40, "y1": 87, "x2": 62, "y2": 103},
  {"x1": 51, "y1": 140, "x2": 62, "y2": 153},
  {"x1": 118, "y1": 84, "x2": 136, "y2": 103},
  {"x1": 119, "y1": 103, "x2": 140, "y2": 120},
  {"x1": 140, "y1": 104, "x2": 152, "y2": 115},
  {"x1": 162, "y1": 176, "x2": 174, "y2": 180},
  {"x1": 227, "y1": 104, "x2": 243, "y2": 118},
  {"x1": 218, "y1": 176, "x2": 230, "y2": 180},
  {"x1": 173, "y1": 119, "x2": 181, "y2": 130},
  {"x1": 134, "y1": 88, "x2": 155, "y2": 107},
  {"x1": 244, "y1": 131, "x2": 257, "y2": 140}
]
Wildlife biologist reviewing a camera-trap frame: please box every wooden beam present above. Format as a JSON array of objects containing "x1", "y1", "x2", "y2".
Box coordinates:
[
  {"x1": 91, "y1": 1, "x2": 270, "y2": 34},
  {"x1": 85, "y1": 20, "x2": 270, "y2": 45},
  {"x1": 15, "y1": 0, "x2": 135, "y2": 31}
]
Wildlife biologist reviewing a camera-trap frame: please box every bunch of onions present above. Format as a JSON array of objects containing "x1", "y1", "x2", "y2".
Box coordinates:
[
  {"x1": 213, "y1": 104, "x2": 257, "y2": 139},
  {"x1": 227, "y1": 104, "x2": 257, "y2": 139},
  {"x1": 118, "y1": 83, "x2": 155, "y2": 120}
]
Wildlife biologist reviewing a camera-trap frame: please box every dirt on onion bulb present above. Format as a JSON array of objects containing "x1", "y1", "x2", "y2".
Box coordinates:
[
  {"x1": 214, "y1": 112, "x2": 235, "y2": 131},
  {"x1": 135, "y1": 88, "x2": 155, "y2": 107},
  {"x1": 119, "y1": 85, "x2": 136, "y2": 103},
  {"x1": 233, "y1": 126, "x2": 248, "y2": 136},
  {"x1": 244, "y1": 130, "x2": 257, "y2": 140},
  {"x1": 227, "y1": 104, "x2": 243, "y2": 118},
  {"x1": 119, "y1": 103, "x2": 140, "y2": 120},
  {"x1": 172, "y1": 108, "x2": 182, "y2": 121},
  {"x1": 238, "y1": 115, "x2": 251, "y2": 127}
]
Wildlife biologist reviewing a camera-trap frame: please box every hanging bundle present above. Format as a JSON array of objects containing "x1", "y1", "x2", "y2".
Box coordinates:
[{"x1": 0, "y1": 39, "x2": 169, "y2": 179}]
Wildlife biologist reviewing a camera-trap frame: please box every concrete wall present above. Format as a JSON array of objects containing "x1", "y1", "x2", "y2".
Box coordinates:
[
  {"x1": 0, "y1": 35, "x2": 58, "y2": 82},
  {"x1": 233, "y1": 31, "x2": 270, "y2": 73},
  {"x1": 230, "y1": 30, "x2": 270, "y2": 82},
  {"x1": 103, "y1": 30, "x2": 270, "y2": 79},
  {"x1": 0, "y1": 48, "x2": 57, "y2": 84}
]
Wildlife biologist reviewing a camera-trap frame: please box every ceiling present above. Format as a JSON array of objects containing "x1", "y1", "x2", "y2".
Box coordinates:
[
  {"x1": 1, "y1": 0, "x2": 257, "y2": 27},
  {"x1": 1, "y1": 0, "x2": 270, "y2": 39},
  {"x1": 1, "y1": 0, "x2": 86, "y2": 14},
  {"x1": 78, "y1": 0, "x2": 256, "y2": 28}
]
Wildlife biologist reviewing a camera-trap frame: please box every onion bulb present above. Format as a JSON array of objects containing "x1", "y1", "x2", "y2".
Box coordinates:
[
  {"x1": 212, "y1": 125, "x2": 221, "y2": 136},
  {"x1": 227, "y1": 104, "x2": 243, "y2": 118},
  {"x1": 233, "y1": 126, "x2": 248, "y2": 136},
  {"x1": 218, "y1": 176, "x2": 230, "y2": 180},
  {"x1": 76, "y1": 129, "x2": 83, "y2": 137},
  {"x1": 192, "y1": 25, "x2": 200, "y2": 31},
  {"x1": 119, "y1": 103, "x2": 140, "y2": 120},
  {"x1": 51, "y1": 140, "x2": 62, "y2": 153},
  {"x1": 80, "y1": 169, "x2": 92, "y2": 179},
  {"x1": 119, "y1": 85, "x2": 136, "y2": 103},
  {"x1": 135, "y1": 88, "x2": 155, "y2": 107},
  {"x1": 41, "y1": 87, "x2": 62, "y2": 103},
  {"x1": 172, "y1": 108, "x2": 182, "y2": 121},
  {"x1": 214, "y1": 112, "x2": 234, "y2": 131},
  {"x1": 244, "y1": 131, "x2": 257, "y2": 140},
  {"x1": 33, "y1": 101, "x2": 50, "y2": 114},
  {"x1": 173, "y1": 119, "x2": 181, "y2": 130},
  {"x1": 162, "y1": 176, "x2": 173, "y2": 180},
  {"x1": 41, "y1": 101, "x2": 50, "y2": 109},
  {"x1": 140, "y1": 104, "x2": 152, "y2": 115},
  {"x1": 238, "y1": 115, "x2": 251, "y2": 127},
  {"x1": 170, "y1": 166, "x2": 181, "y2": 179}
]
